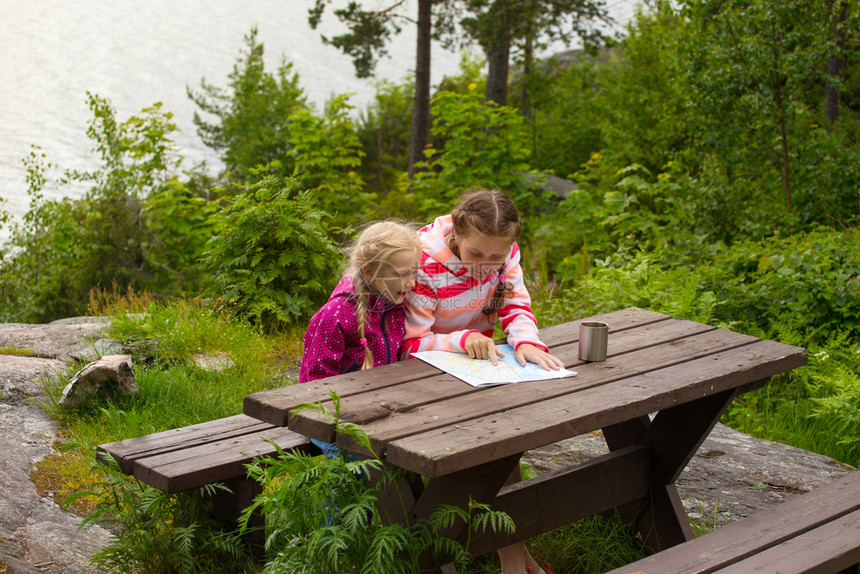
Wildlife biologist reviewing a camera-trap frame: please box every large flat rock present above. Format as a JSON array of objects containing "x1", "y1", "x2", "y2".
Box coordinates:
[
  {"x1": 0, "y1": 317, "x2": 110, "y2": 362},
  {"x1": 1, "y1": 326, "x2": 111, "y2": 574}
]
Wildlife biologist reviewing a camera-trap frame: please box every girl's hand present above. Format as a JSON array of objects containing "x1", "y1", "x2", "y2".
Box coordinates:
[
  {"x1": 516, "y1": 343, "x2": 565, "y2": 371},
  {"x1": 464, "y1": 332, "x2": 505, "y2": 365}
]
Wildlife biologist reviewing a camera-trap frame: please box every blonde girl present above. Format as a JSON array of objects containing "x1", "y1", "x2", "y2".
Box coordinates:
[{"x1": 300, "y1": 221, "x2": 422, "y2": 455}]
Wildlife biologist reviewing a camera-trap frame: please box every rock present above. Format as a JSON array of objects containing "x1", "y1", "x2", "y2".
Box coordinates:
[
  {"x1": 0, "y1": 319, "x2": 109, "y2": 362},
  {"x1": 68, "y1": 338, "x2": 125, "y2": 363},
  {"x1": 190, "y1": 352, "x2": 234, "y2": 372},
  {"x1": 0, "y1": 349, "x2": 111, "y2": 573},
  {"x1": 60, "y1": 355, "x2": 137, "y2": 409}
]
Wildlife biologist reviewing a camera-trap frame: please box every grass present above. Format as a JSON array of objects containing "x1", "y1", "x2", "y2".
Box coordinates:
[{"x1": 37, "y1": 296, "x2": 305, "y2": 514}]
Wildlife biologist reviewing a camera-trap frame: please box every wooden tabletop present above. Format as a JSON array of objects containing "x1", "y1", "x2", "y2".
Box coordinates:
[{"x1": 244, "y1": 307, "x2": 807, "y2": 479}]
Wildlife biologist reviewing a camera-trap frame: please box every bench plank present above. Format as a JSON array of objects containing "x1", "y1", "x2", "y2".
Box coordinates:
[
  {"x1": 97, "y1": 414, "x2": 277, "y2": 474},
  {"x1": 133, "y1": 426, "x2": 314, "y2": 493},
  {"x1": 243, "y1": 308, "x2": 669, "y2": 426},
  {"x1": 385, "y1": 338, "x2": 806, "y2": 476},
  {"x1": 714, "y1": 509, "x2": 860, "y2": 573},
  {"x1": 340, "y1": 327, "x2": 755, "y2": 461},
  {"x1": 604, "y1": 472, "x2": 860, "y2": 574}
]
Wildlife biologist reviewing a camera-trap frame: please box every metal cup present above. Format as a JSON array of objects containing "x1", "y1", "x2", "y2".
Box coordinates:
[{"x1": 578, "y1": 321, "x2": 609, "y2": 362}]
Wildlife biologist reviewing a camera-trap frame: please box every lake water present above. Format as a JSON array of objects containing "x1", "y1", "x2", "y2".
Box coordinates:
[{"x1": 0, "y1": 0, "x2": 635, "y2": 243}]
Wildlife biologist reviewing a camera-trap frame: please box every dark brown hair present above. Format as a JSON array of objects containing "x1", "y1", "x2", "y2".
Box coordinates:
[{"x1": 449, "y1": 188, "x2": 522, "y2": 318}]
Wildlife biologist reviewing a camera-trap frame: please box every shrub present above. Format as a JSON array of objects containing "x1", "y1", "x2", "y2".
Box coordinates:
[
  {"x1": 201, "y1": 166, "x2": 342, "y2": 331},
  {"x1": 288, "y1": 94, "x2": 373, "y2": 229},
  {"x1": 0, "y1": 94, "x2": 199, "y2": 322},
  {"x1": 71, "y1": 459, "x2": 254, "y2": 574},
  {"x1": 698, "y1": 227, "x2": 860, "y2": 345},
  {"x1": 411, "y1": 85, "x2": 548, "y2": 220}
]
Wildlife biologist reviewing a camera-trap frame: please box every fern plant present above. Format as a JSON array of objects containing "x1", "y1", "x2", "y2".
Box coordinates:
[
  {"x1": 69, "y1": 458, "x2": 254, "y2": 574},
  {"x1": 241, "y1": 391, "x2": 515, "y2": 573}
]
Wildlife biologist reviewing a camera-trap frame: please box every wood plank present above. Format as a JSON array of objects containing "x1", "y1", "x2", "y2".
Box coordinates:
[
  {"x1": 97, "y1": 414, "x2": 276, "y2": 474},
  {"x1": 243, "y1": 308, "x2": 670, "y2": 426},
  {"x1": 133, "y1": 427, "x2": 314, "y2": 493},
  {"x1": 466, "y1": 445, "x2": 651, "y2": 556},
  {"x1": 386, "y1": 339, "x2": 807, "y2": 477},
  {"x1": 244, "y1": 359, "x2": 436, "y2": 426},
  {"x1": 291, "y1": 317, "x2": 715, "y2": 443},
  {"x1": 339, "y1": 326, "x2": 752, "y2": 458},
  {"x1": 604, "y1": 472, "x2": 860, "y2": 574},
  {"x1": 712, "y1": 510, "x2": 860, "y2": 574},
  {"x1": 530, "y1": 306, "x2": 669, "y2": 348}
]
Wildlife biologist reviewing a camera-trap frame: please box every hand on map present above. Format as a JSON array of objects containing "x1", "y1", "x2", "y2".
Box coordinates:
[
  {"x1": 516, "y1": 343, "x2": 565, "y2": 371},
  {"x1": 464, "y1": 332, "x2": 505, "y2": 365},
  {"x1": 464, "y1": 333, "x2": 565, "y2": 371}
]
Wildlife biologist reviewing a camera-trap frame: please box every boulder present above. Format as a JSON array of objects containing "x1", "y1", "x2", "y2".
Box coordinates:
[
  {"x1": 60, "y1": 355, "x2": 138, "y2": 409},
  {"x1": 68, "y1": 338, "x2": 125, "y2": 363}
]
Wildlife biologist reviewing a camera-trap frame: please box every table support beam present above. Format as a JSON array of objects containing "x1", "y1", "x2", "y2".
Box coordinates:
[
  {"x1": 378, "y1": 454, "x2": 522, "y2": 572},
  {"x1": 601, "y1": 381, "x2": 769, "y2": 552},
  {"x1": 467, "y1": 445, "x2": 650, "y2": 556}
]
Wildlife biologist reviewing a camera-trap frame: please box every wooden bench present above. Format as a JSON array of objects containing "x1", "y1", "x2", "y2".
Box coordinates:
[
  {"x1": 605, "y1": 471, "x2": 860, "y2": 574},
  {"x1": 97, "y1": 414, "x2": 317, "y2": 538}
]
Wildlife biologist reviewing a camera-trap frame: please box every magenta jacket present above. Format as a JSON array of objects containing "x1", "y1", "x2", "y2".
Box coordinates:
[{"x1": 299, "y1": 272, "x2": 406, "y2": 383}]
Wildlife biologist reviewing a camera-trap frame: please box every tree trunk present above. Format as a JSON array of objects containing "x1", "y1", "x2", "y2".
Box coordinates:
[
  {"x1": 825, "y1": 0, "x2": 848, "y2": 129},
  {"x1": 773, "y1": 79, "x2": 793, "y2": 212},
  {"x1": 485, "y1": 31, "x2": 511, "y2": 106},
  {"x1": 484, "y1": 0, "x2": 513, "y2": 106},
  {"x1": 408, "y1": 0, "x2": 433, "y2": 181},
  {"x1": 520, "y1": 33, "x2": 534, "y2": 121},
  {"x1": 486, "y1": 39, "x2": 511, "y2": 105}
]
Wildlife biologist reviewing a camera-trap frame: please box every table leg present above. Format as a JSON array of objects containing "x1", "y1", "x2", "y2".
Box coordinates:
[
  {"x1": 602, "y1": 385, "x2": 751, "y2": 551},
  {"x1": 376, "y1": 454, "x2": 522, "y2": 573}
]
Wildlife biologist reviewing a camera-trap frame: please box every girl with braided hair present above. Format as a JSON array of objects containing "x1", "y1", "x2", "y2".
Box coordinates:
[
  {"x1": 300, "y1": 221, "x2": 422, "y2": 456},
  {"x1": 401, "y1": 188, "x2": 563, "y2": 370},
  {"x1": 401, "y1": 188, "x2": 562, "y2": 574}
]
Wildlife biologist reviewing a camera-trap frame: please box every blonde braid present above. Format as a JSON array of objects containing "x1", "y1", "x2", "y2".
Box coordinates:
[
  {"x1": 349, "y1": 220, "x2": 422, "y2": 371},
  {"x1": 354, "y1": 278, "x2": 374, "y2": 370}
]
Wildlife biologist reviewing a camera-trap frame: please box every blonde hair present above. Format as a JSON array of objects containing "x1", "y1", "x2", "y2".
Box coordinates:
[
  {"x1": 449, "y1": 188, "x2": 522, "y2": 318},
  {"x1": 349, "y1": 221, "x2": 422, "y2": 370}
]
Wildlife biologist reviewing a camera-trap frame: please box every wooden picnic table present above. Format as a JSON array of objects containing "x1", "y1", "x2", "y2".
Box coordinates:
[{"x1": 244, "y1": 307, "x2": 807, "y2": 571}]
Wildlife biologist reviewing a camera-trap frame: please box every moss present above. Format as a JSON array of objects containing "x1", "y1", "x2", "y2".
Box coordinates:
[
  {"x1": 0, "y1": 347, "x2": 52, "y2": 359},
  {"x1": 31, "y1": 452, "x2": 98, "y2": 518}
]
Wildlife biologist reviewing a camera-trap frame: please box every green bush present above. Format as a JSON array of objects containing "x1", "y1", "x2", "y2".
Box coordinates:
[
  {"x1": 411, "y1": 85, "x2": 549, "y2": 220},
  {"x1": 698, "y1": 227, "x2": 860, "y2": 345},
  {"x1": 0, "y1": 94, "x2": 201, "y2": 322},
  {"x1": 71, "y1": 460, "x2": 254, "y2": 574},
  {"x1": 201, "y1": 167, "x2": 342, "y2": 331},
  {"x1": 289, "y1": 94, "x2": 373, "y2": 229}
]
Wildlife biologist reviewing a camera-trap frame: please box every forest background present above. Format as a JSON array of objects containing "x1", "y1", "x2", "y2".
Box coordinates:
[{"x1": 0, "y1": 1, "x2": 859, "y2": 568}]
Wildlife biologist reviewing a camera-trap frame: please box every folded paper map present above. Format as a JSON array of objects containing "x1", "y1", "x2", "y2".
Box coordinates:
[{"x1": 413, "y1": 345, "x2": 577, "y2": 387}]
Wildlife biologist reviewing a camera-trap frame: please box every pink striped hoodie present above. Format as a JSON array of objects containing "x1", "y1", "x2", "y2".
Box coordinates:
[{"x1": 400, "y1": 214, "x2": 547, "y2": 358}]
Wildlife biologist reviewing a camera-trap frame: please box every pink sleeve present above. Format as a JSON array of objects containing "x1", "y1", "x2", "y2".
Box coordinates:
[{"x1": 497, "y1": 248, "x2": 546, "y2": 351}]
